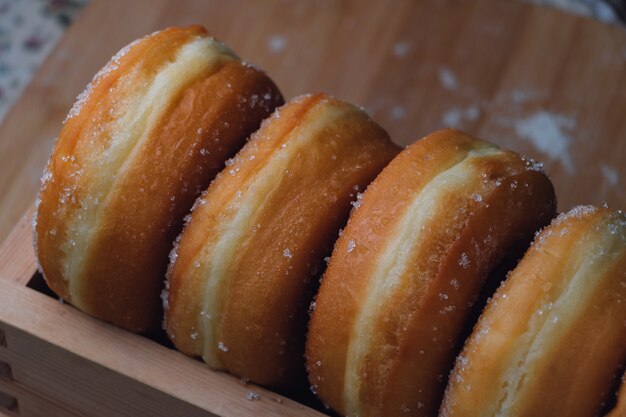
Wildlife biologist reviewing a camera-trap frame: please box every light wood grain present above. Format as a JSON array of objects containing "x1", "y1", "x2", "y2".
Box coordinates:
[
  {"x1": 0, "y1": 217, "x2": 325, "y2": 417},
  {"x1": 0, "y1": 0, "x2": 625, "y2": 242},
  {"x1": 0, "y1": 207, "x2": 36, "y2": 287}
]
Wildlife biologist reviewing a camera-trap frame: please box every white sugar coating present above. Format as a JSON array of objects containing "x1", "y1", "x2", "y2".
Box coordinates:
[
  {"x1": 225, "y1": 158, "x2": 236, "y2": 166},
  {"x1": 451, "y1": 278, "x2": 460, "y2": 289},
  {"x1": 309, "y1": 301, "x2": 317, "y2": 313},
  {"x1": 267, "y1": 34, "x2": 287, "y2": 53},
  {"x1": 164, "y1": 232, "x2": 183, "y2": 296},
  {"x1": 471, "y1": 193, "x2": 482, "y2": 202},
  {"x1": 64, "y1": 36, "x2": 144, "y2": 124},
  {"x1": 439, "y1": 292, "x2": 449, "y2": 300},
  {"x1": 160, "y1": 287, "x2": 169, "y2": 311},
  {"x1": 218, "y1": 342, "x2": 229, "y2": 352},
  {"x1": 40, "y1": 163, "x2": 53, "y2": 187},
  {"x1": 246, "y1": 391, "x2": 261, "y2": 401},
  {"x1": 514, "y1": 111, "x2": 576, "y2": 174},
  {"x1": 438, "y1": 66, "x2": 459, "y2": 91},
  {"x1": 521, "y1": 155, "x2": 545, "y2": 172},
  {"x1": 199, "y1": 148, "x2": 209, "y2": 156},
  {"x1": 324, "y1": 256, "x2": 331, "y2": 264},
  {"x1": 553, "y1": 205, "x2": 598, "y2": 226},
  {"x1": 191, "y1": 332, "x2": 198, "y2": 340},
  {"x1": 351, "y1": 192, "x2": 364, "y2": 209},
  {"x1": 347, "y1": 240, "x2": 356, "y2": 253},
  {"x1": 458, "y1": 252, "x2": 470, "y2": 269},
  {"x1": 392, "y1": 41, "x2": 411, "y2": 57},
  {"x1": 283, "y1": 248, "x2": 292, "y2": 259}
]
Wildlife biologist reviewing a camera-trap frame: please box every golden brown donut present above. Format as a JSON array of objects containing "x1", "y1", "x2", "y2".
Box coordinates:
[
  {"x1": 441, "y1": 206, "x2": 626, "y2": 417},
  {"x1": 305, "y1": 129, "x2": 556, "y2": 417},
  {"x1": 164, "y1": 93, "x2": 400, "y2": 388},
  {"x1": 34, "y1": 25, "x2": 283, "y2": 332},
  {"x1": 608, "y1": 372, "x2": 626, "y2": 417}
]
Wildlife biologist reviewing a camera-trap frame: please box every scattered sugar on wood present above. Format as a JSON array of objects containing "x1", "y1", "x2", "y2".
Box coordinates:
[
  {"x1": 392, "y1": 41, "x2": 411, "y2": 57},
  {"x1": 389, "y1": 105, "x2": 407, "y2": 120},
  {"x1": 267, "y1": 34, "x2": 287, "y2": 53},
  {"x1": 246, "y1": 391, "x2": 261, "y2": 401},
  {"x1": 442, "y1": 105, "x2": 480, "y2": 127},
  {"x1": 600, "y1": 164, "x2": 619, "y2": 186},
  {"x1": 438, "y1": 67, "x2": 459, "y2": 91},
  {"x1": 513, "y1": 111, "x2": 576, "y2": 174}
]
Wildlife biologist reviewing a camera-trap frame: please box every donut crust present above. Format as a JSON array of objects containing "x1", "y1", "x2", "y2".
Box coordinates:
[
  {"x1": 441, "y1": 206, "x2": 626, "y2": 417},
  {"x1": 165, "y1": 94, "x2": 400, "y2": 388},
  {"x1": 34, "y1": 26, "x2": 283, "y2": 331},
  {"x1": 306, "y1": 129, "x2": 556, "y2": 417}
]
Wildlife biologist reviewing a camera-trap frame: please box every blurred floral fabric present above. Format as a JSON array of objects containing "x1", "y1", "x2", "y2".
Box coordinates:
[
  {"x1": 0, "y1": 0, "x2": 622, "y2": 125},
  {"x1": 0, "y1": 0, "x2": 88, "y2": 122}
]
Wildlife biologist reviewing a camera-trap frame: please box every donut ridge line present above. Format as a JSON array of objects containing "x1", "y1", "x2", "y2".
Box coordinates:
[
  {"x1": 343, "y1": 144, "x2": 504, "y2": 413},
  {"x1": 166, "y1": 93, "x2": 399, "y2": 387},
  {"x1": 65, "y1": 35, "x2": 237, "y2": 305},
  {"x1": 35, "y1": 25, "x2": 283, "y2": 331},
  {"x1": 441, "y1": 206, "x2": 626, "y2": 417}
]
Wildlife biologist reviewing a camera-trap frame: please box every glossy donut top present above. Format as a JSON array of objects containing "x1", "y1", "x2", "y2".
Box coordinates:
[
  {"x1": 306, "y1": 129, "x2": 556, "y2": 417},
  {"x1": 441, "y1": 205, "x2": 626, "y2": 417},
  {"x1": 34, "y1": 26, "x2": 283, "y2": 331},
  {"x1": 164, "y1": 93, "x2": 400, "y2": 388}
]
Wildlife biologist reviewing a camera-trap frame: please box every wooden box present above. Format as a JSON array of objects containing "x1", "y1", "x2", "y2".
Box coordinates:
[{"x1": 0, "y1": 208, "x2": 326, "y2": 417}]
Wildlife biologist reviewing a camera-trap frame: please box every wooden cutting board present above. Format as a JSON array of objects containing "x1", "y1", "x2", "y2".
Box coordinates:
[{"x1": 0, "y1": 0, "x2": 625, "y2": 242}]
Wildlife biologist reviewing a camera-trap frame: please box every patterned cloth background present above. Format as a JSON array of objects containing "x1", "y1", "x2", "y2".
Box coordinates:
[{"x1": 0, "y1": 0, "x2": 622, "y2": 124}]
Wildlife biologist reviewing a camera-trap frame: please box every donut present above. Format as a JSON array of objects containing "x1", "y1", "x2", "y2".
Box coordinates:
[
  {"x1": 163, "y1": 93, "x2": 400, "y2": 388},
  {"x1": 608, "y1": 372, "x2": 626, "y2": 417},
  {"x1": 33, "y1": 25, "x2": 283, "y2": 332},
  {"x1": 305, "y1": 129, "x2": 556, "y2": 417},
  {"x1": 441, "y1": 205, "x2": 626, "y2": 417}
]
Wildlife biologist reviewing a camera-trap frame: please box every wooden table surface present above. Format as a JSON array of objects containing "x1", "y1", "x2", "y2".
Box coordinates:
[{"x1": 0, "y1": 0, "x2": 625, "y2": 242}]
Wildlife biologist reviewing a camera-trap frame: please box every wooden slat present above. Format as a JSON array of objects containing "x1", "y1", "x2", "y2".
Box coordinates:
[
  {"x1": 0, "y1": 376, "x2": 83, "y2": 417},
  {"x1": 0, "y1": 217, "x2": 325, "y2": 417},
  {"x1": 0, "y1": 207, "x2": 36, "y2": 287},
  {"x1": 0, "y1": 0, "x2": 625, "y2": 242}
]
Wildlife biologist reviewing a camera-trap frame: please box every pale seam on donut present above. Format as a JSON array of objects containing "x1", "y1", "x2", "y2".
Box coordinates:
[
  {"x1": 196, "y1": 102, "x2": 354, "y2": 368},
  {"x1": 494, "y1": 219, "x2": 624, "y2": 416},
  {"x1": 62, "y1": 37, "x2": 237, "y2": 309},
  {"x1": 342, "y1": 146, "x2": 504, "y2": 416}
]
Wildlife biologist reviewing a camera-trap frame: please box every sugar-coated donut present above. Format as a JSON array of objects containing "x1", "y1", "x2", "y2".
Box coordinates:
[
  {"x1": 441, "y1": 206, "x2": 626, "y2": 417},
  {"x1": 34, "y1": 25, "x2": 283, "y2": 332},
  {"x1": 305, "y1": 129, "x2": 556, "y2": 417},
  {"x1": 164, "y1": 93, "x2": 400, "y2": 388}
]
